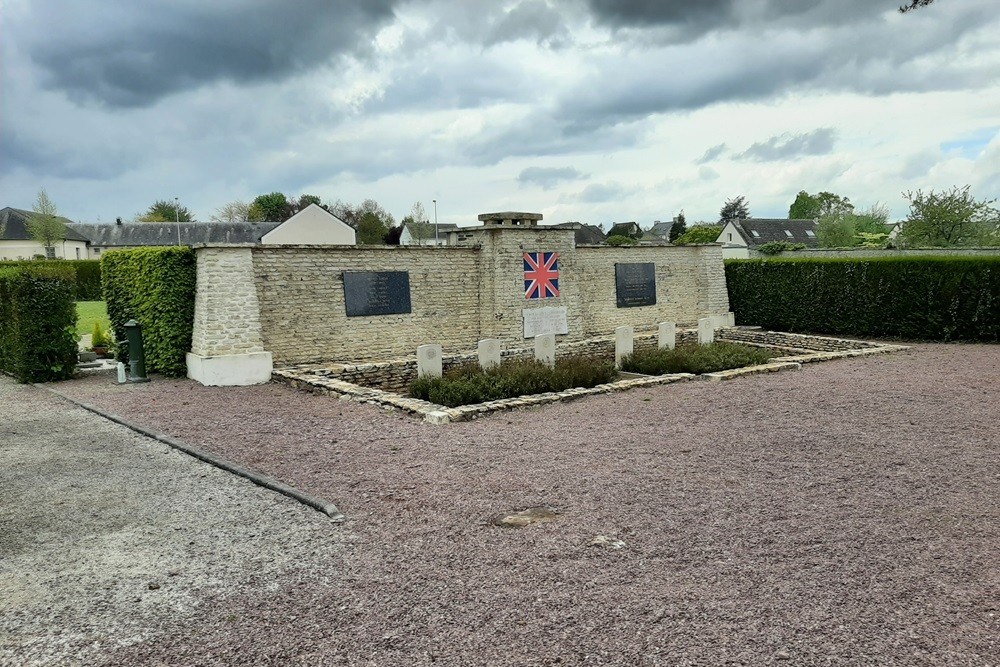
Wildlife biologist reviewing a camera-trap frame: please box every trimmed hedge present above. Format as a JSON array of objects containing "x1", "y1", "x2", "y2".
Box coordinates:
[
  {"x1": 101, "y1": 247, "x2": 196, "y2": 376},
  {"x1": 0, "y1": 260, "x2": 102, "y2": 300},
  {"x1": 0, "y1": 264, "x2": 79, "y2": 383},
  {"x1": 725, "y1": 256, "x2": 1000, "y2": 341}
]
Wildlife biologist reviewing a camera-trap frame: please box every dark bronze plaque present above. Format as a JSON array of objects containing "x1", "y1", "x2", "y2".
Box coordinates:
[
  {"x1": 615, "y1": 263, "x2": 656, "y2": 308},
  {"x1": 343, "y1": 271, "x2": 412, "y2": 317}
]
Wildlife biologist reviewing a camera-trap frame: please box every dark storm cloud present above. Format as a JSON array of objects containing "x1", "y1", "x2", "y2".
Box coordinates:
[
  {"x1": 517, "y1": 167, "x2": 587, "y2": 189},
  {"x1": 15, "y1": 0, "x2": 396, "y2": 108},
  {"x1": 736, "y1": 129, "x2": 836, "y2": 161},
  {"x1": 485, "y1": 0, "x2": 569, "y2": 47},
  {"x1": 696, "y1": 144, "x2": 728, "y2": 164}
]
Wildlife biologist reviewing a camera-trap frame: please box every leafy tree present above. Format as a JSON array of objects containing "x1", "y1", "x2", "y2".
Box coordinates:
[
  {"x1": 385, "y1": 224, "x2": 403, "y2": 245},
  {"x1": 788, "y1": 191, "x2": 854, "y2": 219},
  {"x1": 719, "y1": 196, "x2": 750, "y2": 223},
  {"x1": 355, "y1": 199, "x2": 395, "y2": 245},
  {"x1": 674, "y1": 224, "x2": 723, "y2": 245},
  {"x1": 403, "y1": 201, "x2": 433, "y2": 244},
  {"x1": 817, "y1": 204, "x2": 891, "y2": 248},
  {"x1": 897, "y1": 186, "x2": 1000, "y2": 247},
  {"x1": 138, "y1": 199, "x2": 193, "y2": 222},
  {"x1": 668, "y1": 212, "x2": 687, "y2": 243},
  {"x1": 27, "y1": 188, "x2": 66, "y2": 255},
  {"x1": 297, "y1": 194, "x2": 321, "y2": 210},
  {"x1": 210, "y1": 201, "x2": 250, "y2": 223},
  {"x1": 328, "y1": 199, "x2": 360, "y2": 227},
  {"x1": 248, "y1": 192, "x2": 291, "y2": 222},
  {"x1": 816, "y1": 214, "x2": 857, "y2": 247},
  {"x1": 605, "y1": 234, "x2": 639, "y2": 246}
]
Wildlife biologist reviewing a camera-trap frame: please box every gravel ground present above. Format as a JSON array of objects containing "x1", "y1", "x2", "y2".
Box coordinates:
[{"x1": 14, "y1": 343, "x2": 1000, "y2": 665}]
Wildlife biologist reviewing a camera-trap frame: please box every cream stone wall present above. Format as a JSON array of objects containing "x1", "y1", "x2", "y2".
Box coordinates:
[
  {"x1": 252, "y1": 246, "x2": 482, "y2": 363},
  {"x1": 190, "y1": 247, "x2": 267, "y2": 356}
]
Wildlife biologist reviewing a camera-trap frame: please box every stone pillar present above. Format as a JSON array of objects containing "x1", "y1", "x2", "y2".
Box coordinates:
[
  {"x1": 187, "y1": 246, "x2": 273, "y2": 386},
  {"x1": 615, "y1": 325, "x2": 634, "y2": 368},
  {"x1": 534, "y1": 333, "x2": 555, "y2": 368},
  {"x1": 478, "y1": 339, "x2": 501, "y2": 370},
  {"x1": 698, "y1": 317, "x2": 714, "y2": 345},
  {"x1": 417, "y1": 344, "x2": 443, "y2": 378},
  {"x1": 658, "y1": 322, "x2": 676, "y2": 350}
]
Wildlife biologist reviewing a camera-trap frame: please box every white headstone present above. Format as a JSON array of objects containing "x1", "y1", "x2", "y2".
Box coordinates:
[
  {"x1": 523, "y1": 306, "x2": 569, "y2": 338},
  {"x1": 478, "y1": 339, "x2": 501, "y2": 370},
  {"x1": 534, "y1": 333, "x2": 555, "y2": 368},
  {"x1": 615, "y1": 325, "x2": 634, "y2": 368},
  {"x1": 658, "y1": 322, "x2": 676, "y2": 350},
  {"x1": 416, "y1": 344, "x2": 443, "y2": 378},
  {"x1": 698, "y1": 318, "x2": 715, "y2": 345},
  {"x1": 116, "y1": 362, "x2": 127, "y2": 384},
  {"x1": 710, "y1": 313, "x2": 727, "y2": 329},
  {"x1": 726, "y1": 311, "x2": 736, "y2": 327}
]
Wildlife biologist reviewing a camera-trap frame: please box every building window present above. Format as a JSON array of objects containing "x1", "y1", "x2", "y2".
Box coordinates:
[
  {"x1": 94, "y1": 248, "x2": 101, "y2": 254},
  {"x1": 805, "y1": 230, "x2": 816, "y2": 237},
  {"x1": 727, "y1": 233, "x2": 732, "y2": 241},
  {"x1": 75, "y1": 247, "x2": 81, "y2": 259},
  {"x1": 45, "y1": 246, "x2": 56, "y2": 259},
  {"x1": 750, "y1": 230, "x2": 760, "y2": 238},
  {"x1": 784, "y1": 230, "x2": 793, "y2": 237}
]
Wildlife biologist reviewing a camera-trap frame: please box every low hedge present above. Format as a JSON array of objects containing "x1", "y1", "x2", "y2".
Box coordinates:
[
  {"x1": 101, "y1": 247, "x2": 196, "y2": 376},
  {"x1": 411, "y1": 355, "x2": 618, "y2": 407},
  {"x1": 620, "y1": 342, "x2": 775, "y2": 375},
  {"x1": 0, "y1": 259, "x2": 102, "y2": 300},
  {"x1": 725, "y1": 256, "x2": 1000, "y2": 341},
  {"x1": 0, "y1": 264, "x2": 79, "y2": 383}
]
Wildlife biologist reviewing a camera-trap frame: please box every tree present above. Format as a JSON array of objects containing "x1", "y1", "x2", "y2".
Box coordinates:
[
  {"x1": 248, "y1": 192, "x2": 292, "y2": 222},
  {"x1": 674, "y1": 224, "x2": 723, "y2": 245},
  {"x1": 897, "y1": 186, "x2": 1000, "y2": 247},
  {"x1": 402, "y1": 201, "x2": 433, "y2": 244},
  {"x1": 210, "y1": 201, "x2": 251, "y2": 223},
  {"x1": 788, "y1": 191, "x2": 854, "y2": 219},
  {"x1": 668, "y1": 212, "x2": 687, "y2": 243},
  {"x1": 719, "y1": 196, "x2": 750, "y2": 223},
  {"x1": 27, "y1": 188, "x2": 66, "y2": 256},
  {"x1": 355, "y1": 199, "x2": 395, "y2": 245},
  {"x1": 900, "y1": 0, "x2": 934, "y2": 12},
  {"x1": 137, "y1": 199, "x2": 193, "y2": 222},
  {"x1": 816, "y1": 204, "x2": 892, "y2": 248},
  {"x1": 605, "y1": 235, "x2": 639, "y2": 246},
  {"x1": 297, "y1": 194, "x2": 321, "y2": 210}
]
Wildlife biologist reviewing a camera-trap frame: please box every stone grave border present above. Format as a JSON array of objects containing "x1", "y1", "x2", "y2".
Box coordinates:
[{"x1": 272, "y1": 328, "x2": 908, "y2": 424}]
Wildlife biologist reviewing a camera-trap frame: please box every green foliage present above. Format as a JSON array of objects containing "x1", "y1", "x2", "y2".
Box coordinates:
[
  {"x1": 668, "y1": 214, "x2": 687, "y2": 243},
  {"x1": 27, "y1": 188, "x2": 66, "y2": 250},
  {"x1": 297, "y1": 194, "x2": 321, "y2": 209},
  {"x1": 756, "y1": 241, "x2": 806, "y2": 255},
  {"x1": 91, "y1": 320, "x2": 109, "y2": 348},
  {"x1": 210, "y1": 201, "x2": 250, "y2": 223},
  {"x1": 897, "y1": 186, "x2": 1000, "y2": 248},
  {"x1": 0, "y1": 264, "x2": 78, "y2": 383},
  {"x1": 138, "y1": 199, "x2": 193, "y2": 222},
  {"x1": 248, "y1": 192, "x2": 291, "y2": 222},
  {"x1": 101, "y1": 247, "x2": 196, "y2": 376},
  {"x1": 76, "y1": 300, "x2": 111, "y2": 338},
  {"x1": 788, "y1": 191, "x2": 854, "y2": 220},
  {"x1": 674, "y1": 224, "x2": 723, "y2": 245},
  {"x1": 621, "y1": 342, "x2": 775, "y2": 375},
  {"x1": 410, "y1": 355, "x2": 618, "y2": 407},
  {"x1": 605, "y1": 234, "x2": 639, "y2": 246},
  {"x1": 725, "y1": 256, "x2": 1000, "y2": 341},
  {"x1": 817, "y1": 204, "x2": 891, "y2": 248},
  {"x1": 0, "y1": 260, "x2": 101, "y2": 299},
  {"x1": 720, "y1": 196, "x2": 750, "y2": 223}
]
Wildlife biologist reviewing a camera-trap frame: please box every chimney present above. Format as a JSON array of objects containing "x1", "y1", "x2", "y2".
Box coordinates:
[{"x1": 115, "y1": 217, "x2": 122, "y2": 225}]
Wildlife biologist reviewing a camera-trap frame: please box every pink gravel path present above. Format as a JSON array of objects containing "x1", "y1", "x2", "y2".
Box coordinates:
[{"x1": 56, "y1": 343, "x2": 1000, "y2": 666}]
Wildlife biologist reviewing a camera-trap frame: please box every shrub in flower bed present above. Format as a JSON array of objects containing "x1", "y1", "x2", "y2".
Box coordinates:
[
  {"x1": 410, "y1": 355, "x2": 618, "y2": 407},
  {"x1": 621, "y1": 342, "x2": 776, "y2": 375}
]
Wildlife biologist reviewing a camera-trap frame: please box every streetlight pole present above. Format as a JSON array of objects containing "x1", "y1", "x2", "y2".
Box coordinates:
[
  {"x1": 433, "y1": 199, "x2": 438, "y2": 246},
  {"x1": 174, "y1": 197, "x2": 181, "y2": 246}
]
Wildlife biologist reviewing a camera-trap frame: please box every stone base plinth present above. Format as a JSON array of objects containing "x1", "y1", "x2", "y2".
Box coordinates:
[{"x1": 187, "y1": 352, "x2": 273, "y2": 386}]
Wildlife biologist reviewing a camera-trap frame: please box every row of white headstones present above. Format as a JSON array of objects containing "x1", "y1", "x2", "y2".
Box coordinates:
[{"x1": 416, "y1": 312, "x2": 736, "y2": 379}]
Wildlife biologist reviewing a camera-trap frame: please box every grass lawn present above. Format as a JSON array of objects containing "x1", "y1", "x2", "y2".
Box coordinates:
[{"x1": 76, "y1": 301, "x2": 111, "y2": 338}]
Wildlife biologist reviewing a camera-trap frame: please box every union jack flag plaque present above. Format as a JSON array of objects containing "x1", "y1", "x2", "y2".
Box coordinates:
[{"x1": 524, "y1": 251, "x2": 560, "y2": 299}]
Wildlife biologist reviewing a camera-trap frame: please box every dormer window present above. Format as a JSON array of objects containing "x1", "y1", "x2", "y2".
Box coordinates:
[
  {"x1": 784, "y1": 230, "x2": 793, "y2": 237},
  {"x1": 805, "y1": 230, "x2": 816, "y2": 237},
  {"x1": 750, "y1": 230, "x2": 760, "y2": 238}
]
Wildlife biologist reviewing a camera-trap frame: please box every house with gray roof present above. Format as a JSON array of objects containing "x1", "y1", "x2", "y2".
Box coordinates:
[
  {"x1": 718, "y1": 218, "x2": 819, "y2": 259},
  {"x1": 400, "y1": 222, "x2": 459, "y2": 246},
  {"x1": 0, "y1": 207, "x2": 91, "y2": 260},
  {"x1": 550, "y1": 222, "x2": 606, "y2": 246},
  {"x1": 72, "y1": 221, "x2": 282, "y2": 257}
]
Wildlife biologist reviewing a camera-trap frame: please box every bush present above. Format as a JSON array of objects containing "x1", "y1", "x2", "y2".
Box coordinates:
[
  {"x1": 620, "y1": 342, "x2": 775, "y2": 375},
  {"x1": 756, "y1": 241, "x2": 806, "y2": 255},
  {"x1": 410, "y1": 355, "x2": 618, "y2": 407},
  {"x1": 606, "y1": 235, "x2": 639, "y2": 246},
  {"x1": 725, "y1": 256, "x2": 1000, "y2": 341},
  {"x1": 101, "y1": 247, "x2": 196, "y2": 376},
  {"x1": 91, "y1": 321, "x2": 109, "y2": 348},
  {"x1": 0, "y1": 259, "x2": 102, "y2": 299},
  {"x1": 0, "y1": 264, "x2": 79, "y2": 383},
  {"x1": 674, "y1": 225, "x2": 723, "y2": 245}
]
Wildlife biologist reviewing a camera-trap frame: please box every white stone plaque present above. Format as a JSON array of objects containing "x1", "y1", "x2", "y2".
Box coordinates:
[{"x1": 523, "y1": 306, "x2": 569, "y2": 338}]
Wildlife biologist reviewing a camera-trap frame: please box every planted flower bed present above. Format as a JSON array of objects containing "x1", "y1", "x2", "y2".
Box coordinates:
[{"x1": 621, "y1": 341, "x2": 777, "y2": 375}]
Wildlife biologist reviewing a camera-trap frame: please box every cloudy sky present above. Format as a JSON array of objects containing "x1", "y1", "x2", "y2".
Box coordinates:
[{"x1": 2, "y1": 0, "x2": 998, "y2": 227}]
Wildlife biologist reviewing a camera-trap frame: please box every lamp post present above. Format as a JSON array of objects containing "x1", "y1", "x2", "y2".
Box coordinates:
[
  {"x1": 174, "y1": 197, "x2": 181, "y2": 246},
  {"x1": 433, "y1": 199, "x2": 438, "y2": 246}
]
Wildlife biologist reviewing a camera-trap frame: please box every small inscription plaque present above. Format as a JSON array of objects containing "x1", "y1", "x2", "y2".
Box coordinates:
[
  {"x1": 343, "y1": 271, "x2": 412, "y2": 317},
  {"x1": 615, "y1": 263, "x2": 656, "y2": 308},
  {"x1": 523, "y1": 306, "x2": 569, "y2": 338}
]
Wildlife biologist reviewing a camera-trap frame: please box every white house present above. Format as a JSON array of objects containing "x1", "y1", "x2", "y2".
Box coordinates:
[
  {"x1": 717, "y1": 218, "x2": 820, "y2": 259},
  {"x1": 0, "y1": 207, "x2": 91, "y2": 260},
  {"x1": 400, "y1": 222, "x2": 458, "y2": 246},
  {"x1": 260, "y1": 203, "x2": 356, "y2": 245}
]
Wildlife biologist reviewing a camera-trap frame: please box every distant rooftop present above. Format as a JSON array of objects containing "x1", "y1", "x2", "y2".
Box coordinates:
[{"x1": 478, "y1": 211, "x2": 544, "y2": 227}]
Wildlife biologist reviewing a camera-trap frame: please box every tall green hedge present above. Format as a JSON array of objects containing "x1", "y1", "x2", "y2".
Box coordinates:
[
  {"x1": 725, "y1": 256, "x2": 1000, "y2": 341},
  {"x1": 0, "y1": 265, "x2": 79, "y2": 382},
  {"x1": 0, "y1": 260, "x2": 102, "y2": 300},
  {"x1": 101, "y1": 247, "x2": 196, "y2": 377}
]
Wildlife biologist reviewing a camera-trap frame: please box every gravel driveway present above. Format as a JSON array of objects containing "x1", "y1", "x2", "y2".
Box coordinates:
[{"x1": 7, "y1": 343, "x2": 1000, "y2": 665}]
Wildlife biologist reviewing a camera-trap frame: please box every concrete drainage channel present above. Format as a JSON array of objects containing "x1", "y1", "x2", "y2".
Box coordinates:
[
  {"x1": 39, "y1": 384, "x2": 346, "y2": 522},
  {"x1": 274, "y1": 328, "x2": 910, "y2": 424}
]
